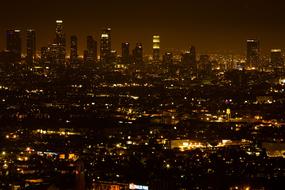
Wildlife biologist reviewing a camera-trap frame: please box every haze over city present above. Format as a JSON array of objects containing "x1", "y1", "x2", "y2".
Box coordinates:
[
  {"x1": 1, "y1": 0, "x2": 285, "y2": 54},
  {"x1": 0, "y1": 1, "x2": 284, "y2": 190}
]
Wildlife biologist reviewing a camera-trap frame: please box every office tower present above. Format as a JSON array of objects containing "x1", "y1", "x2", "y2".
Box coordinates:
[
  {"x1": 70, "y1": 35, "x2": 78, "y2": 64},
  {"x1": 26, "y1": 29, "x2": 36, "y2": 63},
  {"x1": 121, "y1": 42, "x2": 130, "y2": 64},
  {"x1": 55, "y1": 20, "x2": 65, "y2": 46},
  {"x1": 6, "y1": 29, "x2": 21, "y2": 61},
  {"x1": 110, "y1": 50, "x2": 117, "y2": 63},
  {"x1": 163, "y1": 52, "x2": 173, "y2": 65},
  {"x1": 54, "y1": 20, "x2": 66, "y2": 64},
  {"x1": 246, "y1": 39, "x2": 260, "y2": 68},
  {"x1": 181, "y1": 46, "x2": 197, "y2": 73},
  {"x1": 270, "y1": 49, "x2": 283, "y2": 69},
  {"x1": 85, "y1": 36, "x2": 97, "y2": 63},
  {"x1": 153, "y1": 35, "x2": 160, "y2": 62},
  {"x1": 132, "y1": 43, "x2": 143, "y2": 64},
  {"x1": 100, "y1": 28, "x2": 111, "y2": 63}
]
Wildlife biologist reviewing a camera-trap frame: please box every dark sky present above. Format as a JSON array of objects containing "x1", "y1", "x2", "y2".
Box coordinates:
[{"x1": 1, "y1": 0, "x2": 285, "y2": 55}]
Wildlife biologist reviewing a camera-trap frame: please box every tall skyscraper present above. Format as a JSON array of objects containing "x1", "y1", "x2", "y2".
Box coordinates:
[
  {"x1": 100, "y1": 28, "x2": 111, "y2": 63},
  {"x1": 246, "y1": 39, "x2": 260, "y2": 68},
  {"x1": 54, "y1": 20, "x2": 66, "y2": 64},
  {"x1": 70, "y1": 35, "x2": 78, "y2": 64},
  {"x1": 270, "y1": 49, "x2": 283, "y2": 69},
  {"x1": 85, "y1": 36, "x2": 97, "y2": 63},
  {"x1": 133, "y1": 43, "x2": 143, "y2": 64},
  {"x1": 6, "y1": 29, "x2": 21, "y2": 61},
  {"x1": 121, "y1": 42, "x2": 130, "y2": 64},
  {"x1": 26, "y1": 29, "x2": 36, "y2": 63},
  {"x1": 153, "y1": 35, "x2": 160, "y2": 62}
]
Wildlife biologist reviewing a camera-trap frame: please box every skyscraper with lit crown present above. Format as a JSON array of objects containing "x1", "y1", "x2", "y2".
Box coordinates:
[
  {"x1": 270, "y1": 49, "x2": 283, "y2": 69},
  {"x1": 133, "y1": 43, "x2": 143, "y2": 64},
  {"x1": 121, "y1": 42, "x2": 130, "y2": 64},
  {"x1": 153, "y1": 35, "x2": 160, "y2": 62},
  {"x1": 54, "y1": 20, "x2": 66, "y2": 64},
  {"x1": 246, "y1": 39, "x2": 260, "y2": 68},
  {"x1": 6, "y1": 29, "x2": 21, "y2": 61},
  {"x1": 100, "y1": 28, "x2": 111, "y2": 63}
]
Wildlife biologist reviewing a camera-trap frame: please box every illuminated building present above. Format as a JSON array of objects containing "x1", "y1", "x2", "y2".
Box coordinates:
[
  {"x1": 163, "y1": 52, "x2": 173, "y2": 65},
  {"x1": 100, "y1": 28, "x2": 111, "y2": 63},
  {"x1": 53, "y1": 20, "x2": 66, "y2": 64},
  {"x1": 153, "y1": 35, "x2": 160, "y2": 62},
  {"x1": 6, "y1": 29, "x2": 21, "y2": 61},
  {"x1": 26, "y1": 29, "x2": 36, "y2": 64},
  {"x1": 270, "y1": 49, "x2": 283, "y2": 69},
  {"x1": 110, "y1": 49, "x2": 117, "y2": 63},
  {"x1": 70, "y1": 35, "x2": 78, "y2": 64},
  {"x1": 121, "y1": 42, "x2": 130, "y2": 64},
  {"x1": 132, "y1": 43, "x2": 143, "y2": 64},
  {"x1": 85, "y1": 36, "x2": 97, "y2": 63},
  {"x1": 246, "y1": 39, "x2": 260, "y2": 68}
]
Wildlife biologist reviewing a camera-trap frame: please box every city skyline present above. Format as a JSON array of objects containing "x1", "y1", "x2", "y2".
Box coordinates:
[{"x1": 1, "y1": 0, "x2": 285, "y2": 54}]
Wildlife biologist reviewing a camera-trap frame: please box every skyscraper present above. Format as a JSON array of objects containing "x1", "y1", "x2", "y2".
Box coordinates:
[
  {"x1": 6, "y1": 29, "x2": 21, "y2": 61},
  {"x1": 54, "y1": 20, "x2": 66, "y2": 64},
  {"x1": 153, "y1": 35, "x2": 160, "y2": 62},
  {"x1": 121, "y1": 42, "x2": 130, "y2": 64},
  {"x1": 26, "y1": 29, "x2": 36, "y2": 63},
  {"x1": 70, "y1": 35, "x2": 78, "y2": 64},
  {"x1": 133, "y1": 43, "x2": 143, "y2": 64},
  {"x1": 163, "y1": 52, "x2": 173, "y2": 65},
  {"x1": 246, "y1": 39, "x2": 260, "y2": 68},
  {"x1": 181, "y1": 46, "x2": 197, "y2": 73},
  {"x1": 85, "y1": 36, "x2": 97, "y2": 63},
  {"x1": 100, "y1": 28, "x2": 111, "y2": 63},
  {"x1": 270, "y1": 49, "x2": 283, "y2": 69}
]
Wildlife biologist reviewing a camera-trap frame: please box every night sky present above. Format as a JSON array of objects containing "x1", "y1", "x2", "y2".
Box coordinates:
[{"x1": 1, "y1": 0, "x2": 285, "y2": 55}]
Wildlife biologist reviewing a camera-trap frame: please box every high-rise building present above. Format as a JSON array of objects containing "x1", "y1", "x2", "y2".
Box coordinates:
[
  {"x1": 70, "y1": 35, "x2": 78, "y2": 64},
  {"x1": 100, "y1": 28, "x2": 111, "y2": 63},
  {"x1": 85, "y1": 36, "x2": 97, "y2": 63},
  {"x1": 121, "y1": 42, "x2": 130, "y2": 64},
  {"x1": 153, "y1": 35, "x2": 160, "y2": 62},
  {"x1": 133, "y1": 43, "x2": 143, "y2": 64},
  {"x1": 247, "y1": 39, "x2": 260, "y2": 68},
  {"x1": 163, "y1": 52, "x2": 173, "y2": 65},
  {"x1": 54, "y1": 20, "x2": 66, "y2": 64},
  {"x1": 6, "y1": 29, "x2": 21, "y2": 61},
  {"x1": 26, "y1": 29, "x2": 36, "y2": 63},
  {"x1": 270, "y1": 49, "x2": 283, "y2": 69},
  {"x1": 181, "y1": 46, "x2": 197, "y2": 73},
  {"x1": 55, "y1": 20, "x2": 65, "y2": 46}
]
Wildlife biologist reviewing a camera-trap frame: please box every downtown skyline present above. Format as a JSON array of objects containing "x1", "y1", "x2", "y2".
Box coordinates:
[{"x1": 1, "y1": 0, "x2": 285, "y2": 54}]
